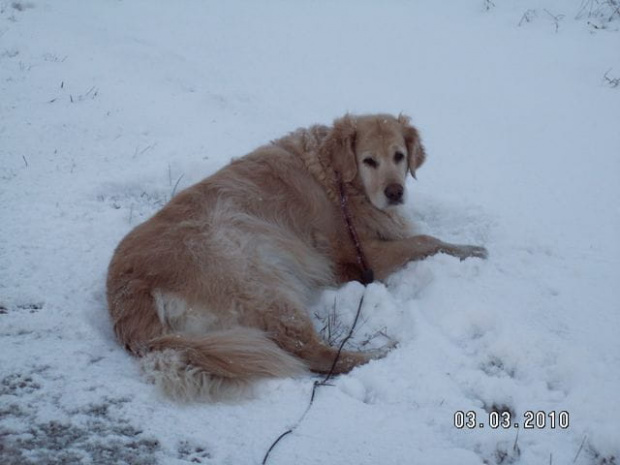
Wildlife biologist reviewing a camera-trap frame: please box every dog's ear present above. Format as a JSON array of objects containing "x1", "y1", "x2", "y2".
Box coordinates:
[
  {"x1": 328, "y1": 114, "x2": 358, "y2": 183},
  {"x1": 398, "y1": 114, "x2": 426, "y2": 179}
]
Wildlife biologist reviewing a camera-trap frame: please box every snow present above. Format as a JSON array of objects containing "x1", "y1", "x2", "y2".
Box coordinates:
[{"x1": 1, "y1": 0, "x2": 619, "y2": 464}]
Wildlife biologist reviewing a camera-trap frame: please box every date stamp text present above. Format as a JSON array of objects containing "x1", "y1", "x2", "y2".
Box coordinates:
[{"x1": 453, "y1": 410, "x2": 569, "y2": 430}]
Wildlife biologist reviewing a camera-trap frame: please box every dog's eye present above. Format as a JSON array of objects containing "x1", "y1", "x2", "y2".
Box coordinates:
[
  {"x1": 363, "y1": 157, "x2": 378, "y2": 168},
  {"x1": 394, "y1": 151, "x2": 405, "y2": 163}
]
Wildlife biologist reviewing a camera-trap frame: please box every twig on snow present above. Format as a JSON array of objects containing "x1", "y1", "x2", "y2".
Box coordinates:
[
  {"x1": 513, "y1": 428, "x2": 520, "y2": 454},
  {"x1": 544, "y1": 9, "x2": 565, "y2": 32},
  {"x1": 573, "y1": 434, "x2": 588, "y2": 463},
  {"x1": 603, "y1": 68, "x2": 620, "y2": 88},
  {"x1": 518, "y1": 9, "x2": 537, "y2": 27},
  {"x1": 171, "y1": 174, "x2": 184, "y2": 199}
]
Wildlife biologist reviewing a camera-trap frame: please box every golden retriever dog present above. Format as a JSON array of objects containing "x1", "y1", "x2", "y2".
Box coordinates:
[{"x1": 106, "y1": 113, "x2": 487, "y2": 401}]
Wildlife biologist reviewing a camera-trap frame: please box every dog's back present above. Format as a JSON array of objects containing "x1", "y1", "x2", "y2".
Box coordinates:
[{"x1": 107, "y1": 137, "x2": 340, "y2": 401}]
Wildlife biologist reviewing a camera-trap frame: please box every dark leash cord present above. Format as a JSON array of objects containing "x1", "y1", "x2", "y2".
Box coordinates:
[
  {"x1": 261, "y1": 172, "x2": 375, "y2": 465},
  {"x1": 261, "y1": 293, "x2": 367, "y2": 465}
]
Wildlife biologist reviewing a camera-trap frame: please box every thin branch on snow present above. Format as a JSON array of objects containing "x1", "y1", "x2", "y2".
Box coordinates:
[
  {"x1": 577, "y1": 0, "x2": 620, "y2": 29},
  {"x1": 544, "y1": 9, "x2": 565, "y2": 32},
  {"x1": 572, "y1": 435, "x2": 587, "y2": 463},
  {"x1": 603, "y1": 68, "x2": 620, "y2": 88},
  {"x1": 512, "y1": 428, "x2": 520, "y2": 455},
  {"x1": 483, "y1": 0, "x2": 495, "y2": 12},
  {"x1": 171, "y1": 174, "x2": 184, "y2": 199},
  {"x1": 518, "y1": 9, "x2": 537, "y2": 27}
]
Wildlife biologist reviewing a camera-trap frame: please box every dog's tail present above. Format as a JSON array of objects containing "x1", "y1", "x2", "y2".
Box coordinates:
[
  {"x1": 140, "y1": 328, "x2": 307, "y2": 402},
  {"x1": 108, "y1": 280, "x2": 306, "y2": 402}
]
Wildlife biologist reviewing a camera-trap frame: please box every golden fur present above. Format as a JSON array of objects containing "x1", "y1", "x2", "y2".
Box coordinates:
[{"x1": 106, "y1": 113, "x2": 487, "y2": 401}]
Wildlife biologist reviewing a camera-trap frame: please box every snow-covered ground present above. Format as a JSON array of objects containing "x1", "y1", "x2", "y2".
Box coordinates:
[{"x1": 1, "y1": 1, "x2": 619, "y2": 463}]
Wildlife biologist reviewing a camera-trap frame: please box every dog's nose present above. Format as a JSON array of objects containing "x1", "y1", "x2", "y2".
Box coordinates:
[{"x1": 384, "y1": 183, "x2": 404, "y2": 203}]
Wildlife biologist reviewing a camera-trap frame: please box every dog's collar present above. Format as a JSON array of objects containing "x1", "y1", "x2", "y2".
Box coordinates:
[{"x1": 336, "y1": 171, "x2": 374, "y2": 285}]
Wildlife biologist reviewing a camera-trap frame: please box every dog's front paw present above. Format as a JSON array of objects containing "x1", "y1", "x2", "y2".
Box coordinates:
[
  {"x1": 443, "y1": 243, "x2": 488, "y2": 261},
  {"x1": 460, "y1": 245, "x2": 488, "y2": 261}
]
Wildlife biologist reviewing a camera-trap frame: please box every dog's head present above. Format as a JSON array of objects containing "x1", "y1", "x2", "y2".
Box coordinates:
[{"x1": 328, "y1": 113, "x2": 426, "y2": 210}]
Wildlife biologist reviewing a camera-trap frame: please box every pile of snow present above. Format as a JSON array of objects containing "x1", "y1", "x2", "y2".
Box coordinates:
[{"x1": 1, "y1": 1, "x2": 618, "y2": 463}]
